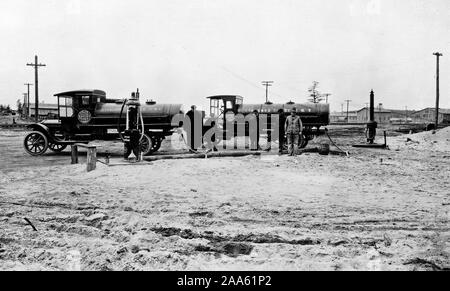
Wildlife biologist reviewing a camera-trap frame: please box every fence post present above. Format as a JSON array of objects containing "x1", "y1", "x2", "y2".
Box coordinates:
[
  {"x1": 86, "y1": 146, "x2": 97, "y2": 172},
  {"x1": 71, "y1": 145, "x2": 78, "y2": 164}
]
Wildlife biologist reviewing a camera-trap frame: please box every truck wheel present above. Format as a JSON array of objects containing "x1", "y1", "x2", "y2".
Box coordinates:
[
  {"x1": 150, "y1": 136, "x2": 162, "y2": 153},
  {"x1": 140, "y1": 133, "x2": 153, "y2": 156},
  {"x1": 24, "y1": 131, "x2": 49, "y2": 156}
]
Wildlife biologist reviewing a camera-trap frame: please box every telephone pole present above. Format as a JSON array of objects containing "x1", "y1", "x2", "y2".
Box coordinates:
[
  {"x1": 22, "y1": 93, "x2": 28, "y2": 116},
  {"x1": 344, "y1": 99, "x2": 352, "y2": 123},
  {"x1": 433, "y1": 52, "x2": 443, "y2": 129},
  {"x1": 261, "y1": 81, "x2": 274, "y2": 104},
  {"x1": 323, "y1": 93, "x2": 332, "y2": 103},
  {"x1": 27, "y1": 55, "x2": 46, "y2": 122},
  {"x1": 24, "y1": 83, "x2": 33, "y2": 118}
]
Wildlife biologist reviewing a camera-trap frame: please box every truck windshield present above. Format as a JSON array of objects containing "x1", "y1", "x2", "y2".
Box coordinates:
[{"x1": 59, "y1": 96, "x2": 73, "y2": 118}]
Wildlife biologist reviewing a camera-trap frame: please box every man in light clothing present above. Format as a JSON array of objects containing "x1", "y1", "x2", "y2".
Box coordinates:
[{"x1": 284, "y1": 108, "x2": 303, "y2": 156}]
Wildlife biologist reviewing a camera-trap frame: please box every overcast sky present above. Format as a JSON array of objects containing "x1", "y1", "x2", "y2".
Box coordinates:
[{"x1": 1, "y1": 0, "x2": 449, "y2": 111}]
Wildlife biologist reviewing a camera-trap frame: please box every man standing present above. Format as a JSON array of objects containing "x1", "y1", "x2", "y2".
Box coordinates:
[
  {"x1": 248, "y1": 111, "x2": 261, "y2": 151},
  {"x1": 204, "y1": 115, "x2": 219, "y2": 152},
  {"x1": 278, "y1": 112, "x2": 286, "y2": 154},
  {"x1": 186, "y1": 105, "x2": 203, "y2": 153},
  {"x1": 284, "y1": 108, "x2": 303, "y2": 156}
]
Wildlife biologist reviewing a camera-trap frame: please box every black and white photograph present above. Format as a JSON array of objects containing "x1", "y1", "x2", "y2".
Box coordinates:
[{"x1": 0, "y1": 0, "x2": 449, "y2": 275}]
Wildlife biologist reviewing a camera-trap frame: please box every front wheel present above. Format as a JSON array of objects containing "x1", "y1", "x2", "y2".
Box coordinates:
[{"x1": 24, "y1": 131, "x2": 49, "y2": 156}]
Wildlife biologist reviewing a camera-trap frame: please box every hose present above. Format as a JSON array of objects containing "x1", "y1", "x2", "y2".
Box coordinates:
[
  {"x1": 175, "y1": 127, "x2": 199, "y2": 153},
  {"x1": 117, "y1": 99, "x2": 127, "y2": 142},
  {"x1": 119, "y1": 98, "x2": 145, "y2": 143},
  {"x1": 139, "y1": 108, "x2": 145, "y2": 142},
  {"x1": 365, "y1": 127, "x2": 370, "y2": 140},
  {"x1": 324, "y1": 127, "x2": 349, "y2": 156}
]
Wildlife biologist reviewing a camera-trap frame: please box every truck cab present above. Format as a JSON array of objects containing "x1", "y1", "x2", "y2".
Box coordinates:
[
  {"x1": 55, "y1": 90, "x2": 107, "y2": 131},
  {"x1": 207, "y1": 95, "x2": 243, "y2": 123}
]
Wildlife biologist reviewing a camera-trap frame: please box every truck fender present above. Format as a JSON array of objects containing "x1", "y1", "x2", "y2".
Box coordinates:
[{"x1": 26, "y1": 123, "x2": 52, "y2": 139}]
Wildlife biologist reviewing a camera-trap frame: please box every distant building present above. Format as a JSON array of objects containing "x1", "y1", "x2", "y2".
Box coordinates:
[
  {"x1": 330, "y1": 111, "x2": 358, "y2": 123},
  {"x1": 28, "y1": 103, "x2": 59, "y2": 120},
  {"x1": 356, "y1": 107, "x2": 416, "y2": 124},
  {"x1": 410, "y1": 108, "x2": 450, "y2": 124}
]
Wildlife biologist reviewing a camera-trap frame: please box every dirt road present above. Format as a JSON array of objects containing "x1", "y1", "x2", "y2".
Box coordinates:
[{"x1": 0, "y1": 129, "x2": 448, "y2": 270}]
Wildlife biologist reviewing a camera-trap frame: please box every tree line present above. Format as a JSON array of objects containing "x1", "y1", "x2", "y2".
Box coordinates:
[
  {"x1": 307, "y1": 81, "x2": 331, "y2": 104},
  {"x1": 0, "y1": 104, "x2": 12, "y2": 113},
  {"x1": 0, "y1": 100, "x2": 25, "y2": 114}
]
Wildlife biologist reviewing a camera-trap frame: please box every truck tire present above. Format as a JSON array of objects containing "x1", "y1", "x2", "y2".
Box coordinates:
[{"x1": 24, "y1": 131, "x2": 49, "y2": 156}]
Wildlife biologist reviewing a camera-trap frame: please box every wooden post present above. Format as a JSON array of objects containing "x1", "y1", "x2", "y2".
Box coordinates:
[
  {"x1": 71, "y1": 145, "x2": 78, "y2": 164},
  {"x1": 26, "y1": 56, "x2": 46, "y2": 122},
  {"x1": 433, "y1": 52, "x2": 443, "y2": 130},
  {"x1": 86, "y1": 146, "x2": 97, "y2": 172}
]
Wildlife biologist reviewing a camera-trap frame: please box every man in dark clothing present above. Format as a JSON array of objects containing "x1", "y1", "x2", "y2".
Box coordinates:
[
  {"x1": 186, "y1": 105, "x2": 203, "y2": 152},
  {"x1": 278, "y1": 113, "x2": 286, "y2": 154},
  {"x1": 204, "y1": 116, "x2": 219, "y2": 152},
  {"x1": 284, "y1": 108, "x2": 303, "y2": 156},
  {"x1": 247, "y1": 111, "x2": 260, "y2": 151}
]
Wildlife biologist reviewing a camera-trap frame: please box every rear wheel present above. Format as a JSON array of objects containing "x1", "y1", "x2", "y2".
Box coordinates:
[
  {"x1": 24, "y1": 131, "x2": 49, "y2": 156},
  {"x1": 140, "y1": 133, "x2": 153, "y2": 156},
  {"x1": 150, "y1": 136, "x2": 162, "y2": 153}
]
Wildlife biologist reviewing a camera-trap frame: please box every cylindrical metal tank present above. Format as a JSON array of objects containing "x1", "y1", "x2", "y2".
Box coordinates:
[
  {"x1": 94, "y1": 102, "x2": 183, "y2": 118},
  {"x1": 237, "y1": 102, "x2": 329, "y2": 126}
]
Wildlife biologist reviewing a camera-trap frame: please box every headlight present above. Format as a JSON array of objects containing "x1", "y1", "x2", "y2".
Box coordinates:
[{"x1": 77, "y1": 110, "x2": 92, "y2": 124}]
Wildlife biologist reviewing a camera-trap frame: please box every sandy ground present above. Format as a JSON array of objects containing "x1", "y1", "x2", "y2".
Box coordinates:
[{"x1": 0, "y1": 127, "x2": 449, "y2": 271}]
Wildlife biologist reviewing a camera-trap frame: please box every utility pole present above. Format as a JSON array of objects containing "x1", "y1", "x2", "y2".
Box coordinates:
[
  {"x1": 344, "y1": 99, "x2": 352, "y2": 123},
  {"x1": 24, "y1": 83, "x2": 33, "y2": 118},
  {"x1": 433, "y1": 52, "x2": 443, "y2": 129},
  {"x1": 27, "y1": 55, "x2": 46, "y2": 122},
  {"x1": 22, "y1": 93, "x2": 27, "y2": 117},
  {"x1": 261, "y1": 81, "x2": 274, "y2": 104},
  {"x1": 323, "y1": 93, "x2": 332, "y2": 104}
]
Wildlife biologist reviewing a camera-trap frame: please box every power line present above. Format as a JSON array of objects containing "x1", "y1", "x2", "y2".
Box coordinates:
[
  {"x1": 220, "y1": 67, "x2": 285, "y2": 100},
  {"x1": 27, "y1": 55, "x2": 46, "y2": 122}
]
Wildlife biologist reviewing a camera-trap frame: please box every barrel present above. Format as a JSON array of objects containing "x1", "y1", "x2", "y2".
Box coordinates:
[{"x1": 318, "y1": 143, "x2": 330, "y2": 155}]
